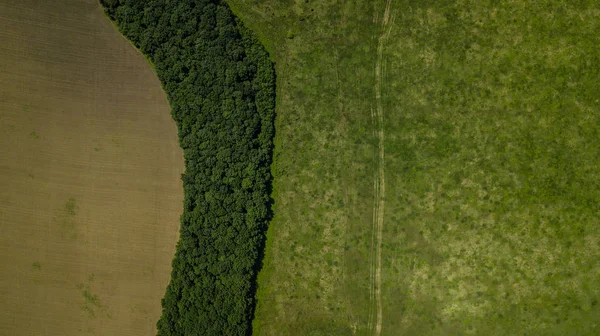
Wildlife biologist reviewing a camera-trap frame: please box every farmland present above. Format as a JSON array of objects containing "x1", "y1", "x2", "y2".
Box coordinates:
[
  {"x1": 0, "y1": 0, "x2": 183, "y2": 335},
  {"x1": 2, "y1": 0, "x2": 600, "y2": 335}
]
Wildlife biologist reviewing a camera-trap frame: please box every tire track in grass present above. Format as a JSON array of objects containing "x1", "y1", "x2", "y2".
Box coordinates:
[
  {"x1": 370, "y1": 1, "x2": 393, "y2": 334},
  {"x1": 367, "y1": 105, "x2": 377, "y2": 334}
]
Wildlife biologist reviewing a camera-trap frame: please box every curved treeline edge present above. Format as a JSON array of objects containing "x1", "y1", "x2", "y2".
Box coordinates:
[{"x1": 100, "y1": 0, "x2": 275, "y2": 334}]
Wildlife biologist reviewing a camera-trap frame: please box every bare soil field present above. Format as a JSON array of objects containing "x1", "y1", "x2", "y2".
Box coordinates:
[{"x1": 0, "y1": 0, "x2": 183, "y2": 335}]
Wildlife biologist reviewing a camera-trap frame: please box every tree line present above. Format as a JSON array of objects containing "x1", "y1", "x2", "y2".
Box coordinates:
[{"x1": 100, "y1": 1, "x2": 275, "y2": 334}]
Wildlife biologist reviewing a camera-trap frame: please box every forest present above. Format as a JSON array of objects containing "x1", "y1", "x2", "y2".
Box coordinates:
[{"x1": 100, "y1": 0, "x2": 276, "y2": 334}]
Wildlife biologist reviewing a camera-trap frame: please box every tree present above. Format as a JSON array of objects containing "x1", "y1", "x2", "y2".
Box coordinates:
[{"x1": 101, "y1": 1, "x2": 276, "y2": 334}]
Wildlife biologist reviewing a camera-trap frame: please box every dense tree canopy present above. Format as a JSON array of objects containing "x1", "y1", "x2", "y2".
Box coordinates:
[{"x1": 100, "y1": 1, "x2": 275, "y2": 334}]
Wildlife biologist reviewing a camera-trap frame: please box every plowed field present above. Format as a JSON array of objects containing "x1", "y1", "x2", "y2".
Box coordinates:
[{"x1": 0, "y1": 0, "x2": 183, "y2": 334}]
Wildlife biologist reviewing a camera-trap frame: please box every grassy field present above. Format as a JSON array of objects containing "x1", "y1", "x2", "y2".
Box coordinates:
[
  {"x1": 3, "y1": 0, "x2": 598, "y2": 334},
  {"x1": 227, "y1": 0, "x2": 600, "y2": 335},
  {"x1": 0, "y1": 0, "x2": 183, "y2": 335}
]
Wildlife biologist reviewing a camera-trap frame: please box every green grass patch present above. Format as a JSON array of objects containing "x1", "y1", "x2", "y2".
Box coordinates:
[
  {"x1": 54, "y1": 197, "x2": 78, "y2": 240},
  {"x1": 77, "y1": 275, "x2": 109, "y2": 320}
]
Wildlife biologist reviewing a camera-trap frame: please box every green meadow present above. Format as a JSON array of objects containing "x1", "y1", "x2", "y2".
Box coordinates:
[{"x1": 229, "y1": 0, "x2": 600, "y2": 334}]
